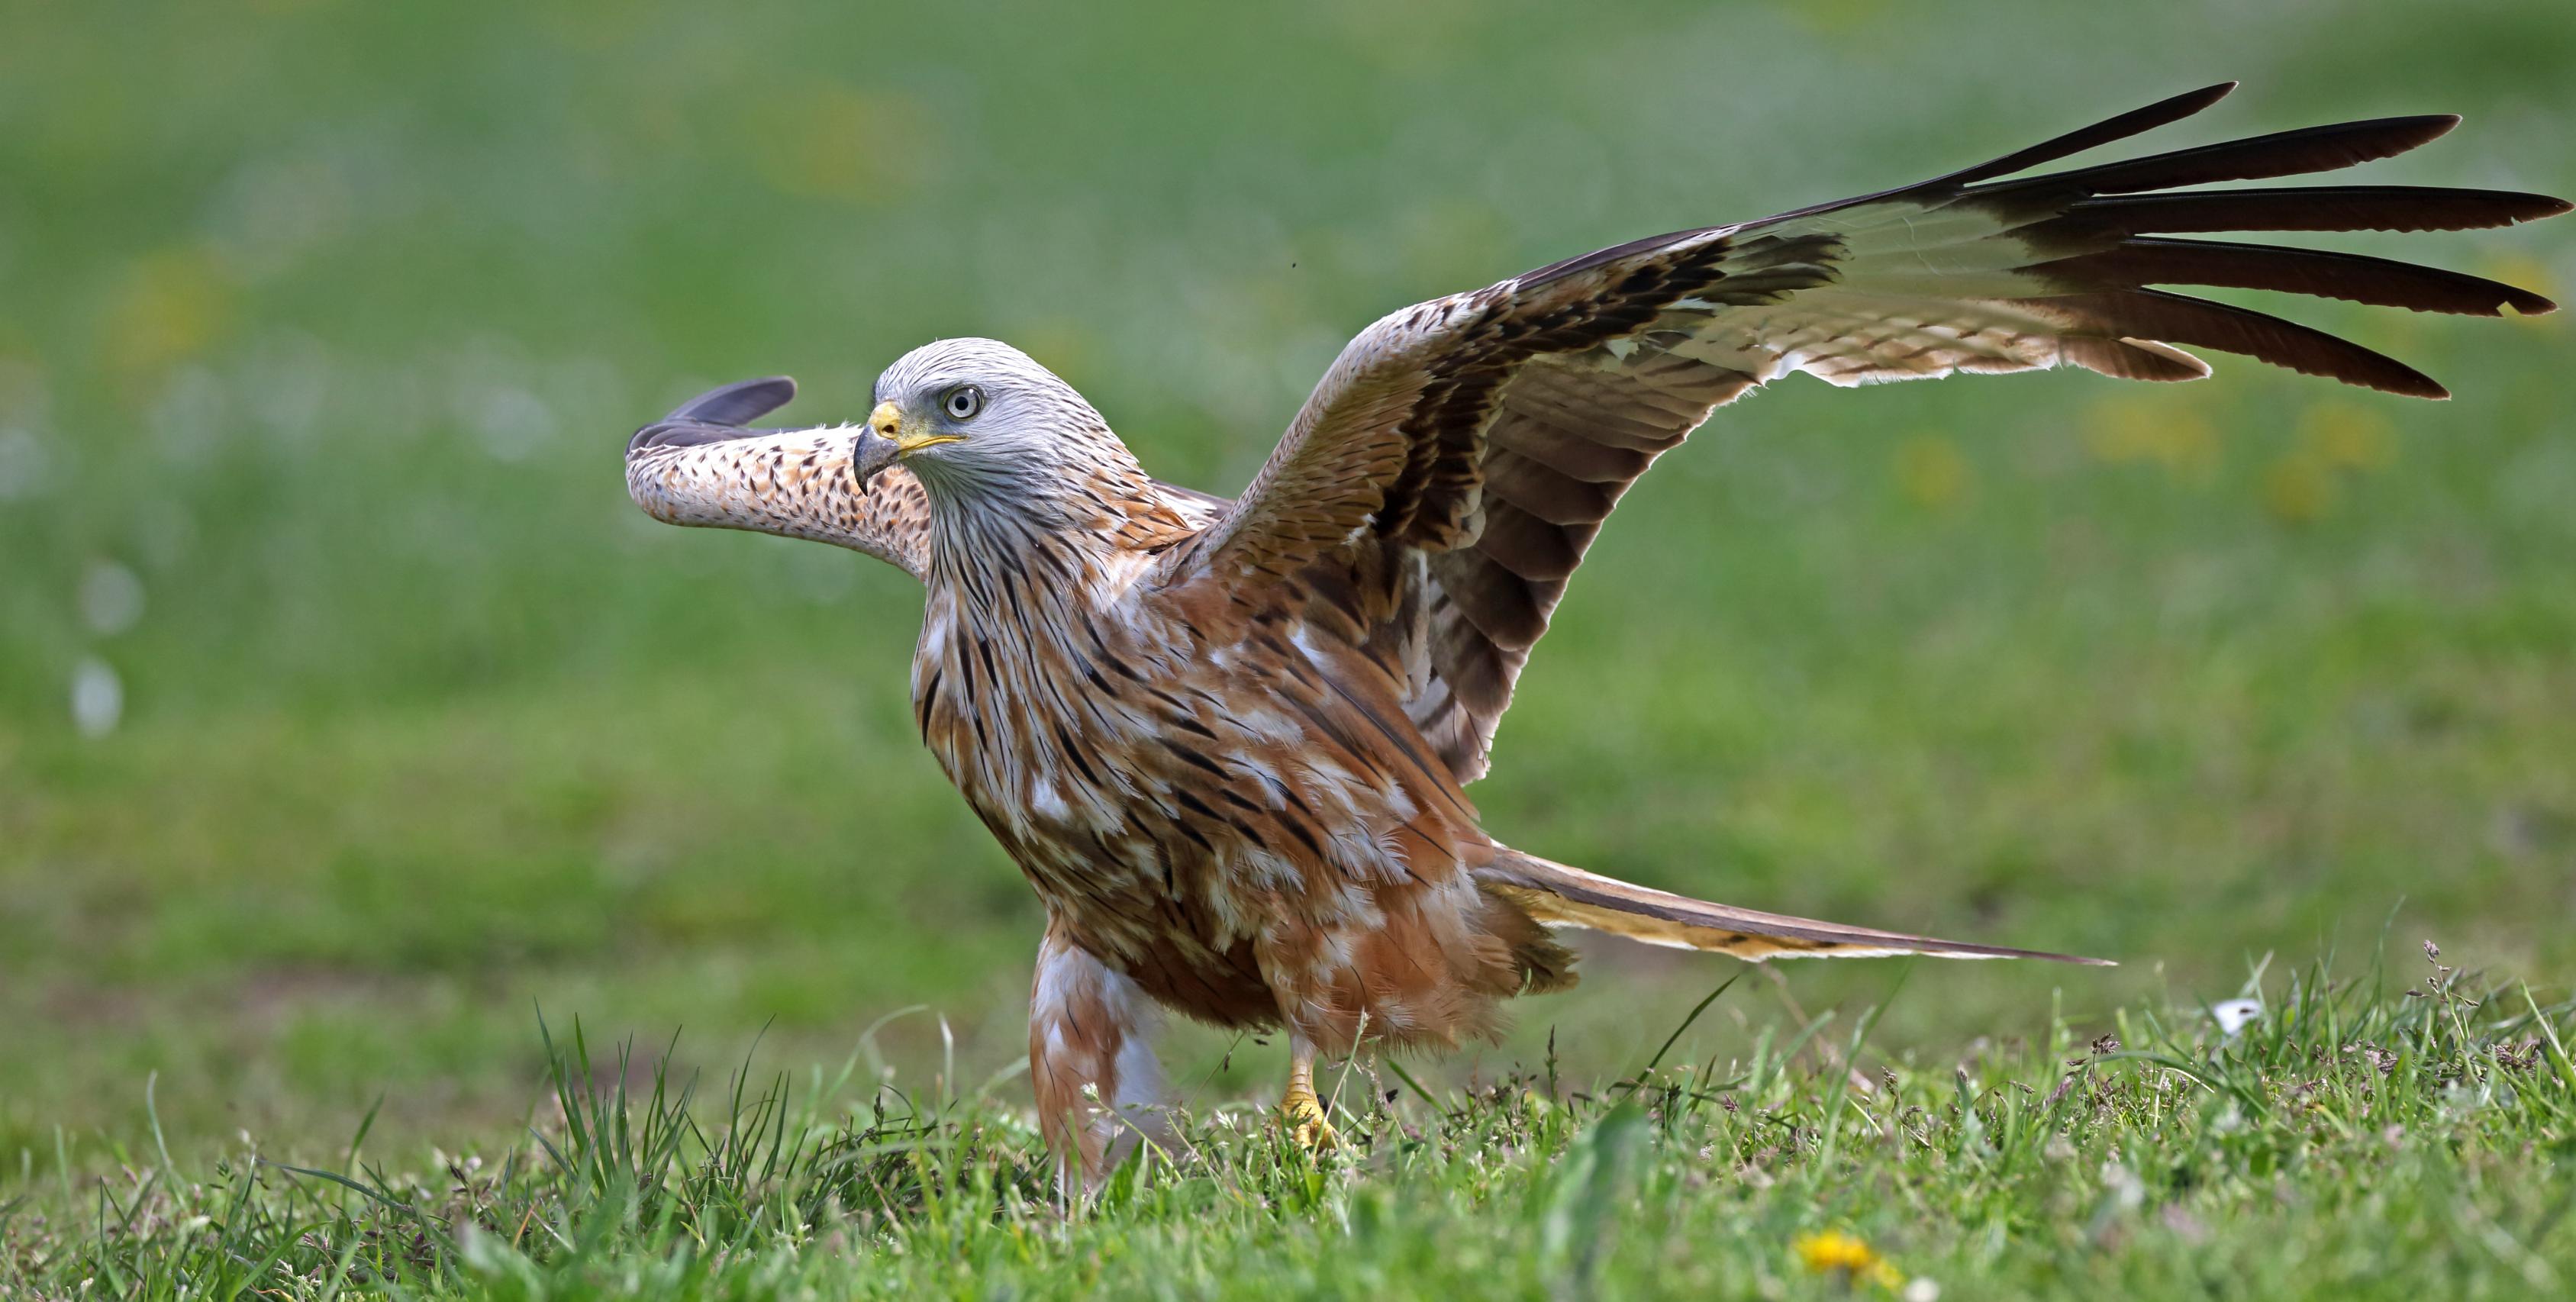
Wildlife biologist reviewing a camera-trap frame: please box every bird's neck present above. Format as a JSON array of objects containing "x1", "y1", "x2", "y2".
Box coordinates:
[{"x1": 916, "y1": 465, "x2": 1184, "y2": 623}]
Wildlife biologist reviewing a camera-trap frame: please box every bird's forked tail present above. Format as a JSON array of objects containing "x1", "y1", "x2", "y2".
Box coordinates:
[{"x1": 1475, "y1": 848, "x2": 2111, "y2": 965}]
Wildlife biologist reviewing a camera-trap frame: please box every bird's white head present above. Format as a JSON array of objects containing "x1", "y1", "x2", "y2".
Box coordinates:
[{"x1": 865, "y1": 338, "x2": 1139, "y2": 508}]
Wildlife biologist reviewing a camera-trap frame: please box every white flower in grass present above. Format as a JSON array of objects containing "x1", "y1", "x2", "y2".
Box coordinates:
[
  {"x1": 2212, "y1": 998, "x2": 2262, "y2": 1037},
  {"x1": 72, "y1": 656, "x2": 123, "y2": 737},
  {"x1": 0, "y1": 427, "x2": 48, "y2": 500},
  {"x1": 80, "y1": 560, "x2": 146, "y2": 636}
]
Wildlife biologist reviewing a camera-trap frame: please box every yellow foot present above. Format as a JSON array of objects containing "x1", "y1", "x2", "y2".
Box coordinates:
[{"x1": 1280, "y1": 1088, "x2": 1340, "y2": 1152}]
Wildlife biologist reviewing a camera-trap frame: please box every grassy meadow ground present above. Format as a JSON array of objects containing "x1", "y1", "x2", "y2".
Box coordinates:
[{"x1": 2, "y1": 0, "x2": 2573, "y2": 1294}]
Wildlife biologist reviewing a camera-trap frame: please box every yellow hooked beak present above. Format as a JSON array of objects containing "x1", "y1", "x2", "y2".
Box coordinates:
[{"x1": 871, "y1": 401, "x2": 964, "y2": 456}]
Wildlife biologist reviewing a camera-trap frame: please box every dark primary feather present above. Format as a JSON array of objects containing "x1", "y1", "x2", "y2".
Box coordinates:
[
  {"x1": 2045, "y1": 185, "x2": 2569, "y2": 237},
  {"x1": 1981, "y1": 113, "x2": 2464, "y2": 197},
  {"x1": 2030, "y1": 290, "x2": 2449, "y2": 397},
  {"x1": 669, "y1": 375, "x2": 797, "y2": 426},
  {"x1": 629, "y1": 377, "x2": 804, "y2": 453},
  {"x1": 2028, "y1": 239, "x2": 2556, "y2": 316},
  {"x1": 1933, "y1": 82, "x2": 2241, "y2": 186}
]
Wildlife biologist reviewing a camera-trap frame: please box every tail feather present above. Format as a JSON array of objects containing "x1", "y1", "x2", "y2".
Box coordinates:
[{"x1": 1476, "y1": 849, "x2": 2112, "y2": 966}]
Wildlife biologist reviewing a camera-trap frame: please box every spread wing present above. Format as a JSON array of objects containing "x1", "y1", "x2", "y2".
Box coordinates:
[
  {"x1": 1157, "y1": 82, "x2": 2565, "y2": 782},
  {"x1": 627, "y1": 377, "x2": 937, "y2": 579}
]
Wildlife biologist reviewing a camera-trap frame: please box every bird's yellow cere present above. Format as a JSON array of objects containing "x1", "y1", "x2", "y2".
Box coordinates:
[{"x1": 873, "y1": 398, "x2": 964, "y2": 456}]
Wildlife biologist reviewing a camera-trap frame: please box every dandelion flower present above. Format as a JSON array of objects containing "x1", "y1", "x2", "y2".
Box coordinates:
[{"x1": 1794, "y1": 1229, "x2": 1904, "y2": 1290}]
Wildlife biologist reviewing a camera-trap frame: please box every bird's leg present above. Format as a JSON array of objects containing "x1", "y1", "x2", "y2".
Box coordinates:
[
  {"x1": 1029, "y1": 923, "x2": 1170, "y2": 1199},
  {"x1": 1279, "y1": 1032, "x2": 1339, "y2": 1152}
]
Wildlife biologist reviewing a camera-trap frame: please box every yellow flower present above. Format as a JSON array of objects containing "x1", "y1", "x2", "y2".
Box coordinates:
[
  {"x1": 2261, "y1": 453, "x2": 2336, "y2": 524},
  {"x1": 736, "y1": 81, "x2": 934, "y2": 206},
  {"x1": 1793, "y1": 1229, "x2": 1904, "y2": 1290},
  {"x1": 1893, "y1": 434, "x2": 1971, "y2": 513},
  {"x1": 2297, "y1": 402, "x2": 2397, "y2": 473},
  {"x1": 101, "y1": 246, "x2": 233, "y2": 379},
  {"x1": 2085, "y1": 397, "x2": 2220, "y2": 484}
]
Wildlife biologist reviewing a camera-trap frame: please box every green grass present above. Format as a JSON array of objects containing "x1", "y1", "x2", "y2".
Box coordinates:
[
  {"x1": 2, "y1": 0, "x2": 2574, "y2": 1293},
  {"x1": 5, "y1": 952, "x2": 2569, "y2": 1298}
]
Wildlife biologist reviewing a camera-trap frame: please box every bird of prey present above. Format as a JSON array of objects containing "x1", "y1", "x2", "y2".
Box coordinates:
[{"x1": 624, "y1": 84, "x2": 2564, "y2": 1184}]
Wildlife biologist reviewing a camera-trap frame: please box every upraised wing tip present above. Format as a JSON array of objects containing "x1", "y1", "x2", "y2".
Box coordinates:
[
  {"x1": 665, "y1": 375, "x2": 798, "y2": 427},
  {"x1": 2388, "y1": 371, "x2": 2451, "y2": 401},
  {"x1": 1938, "y1": 82, "x2": 2243, "y2": 189},
  {"x1": 2401, "y1": 113, "x2": 2464, "y2": 148}
]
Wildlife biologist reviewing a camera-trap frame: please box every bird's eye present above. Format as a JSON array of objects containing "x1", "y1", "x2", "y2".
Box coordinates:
[{"x1": 943, "y1": 385, "x2": 985, "y2": 421}]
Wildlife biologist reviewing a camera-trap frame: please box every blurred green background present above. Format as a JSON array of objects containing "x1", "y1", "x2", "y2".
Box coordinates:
[{"x1": 2, "y1": 0, "x2": 2570, "y2": 1169}]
